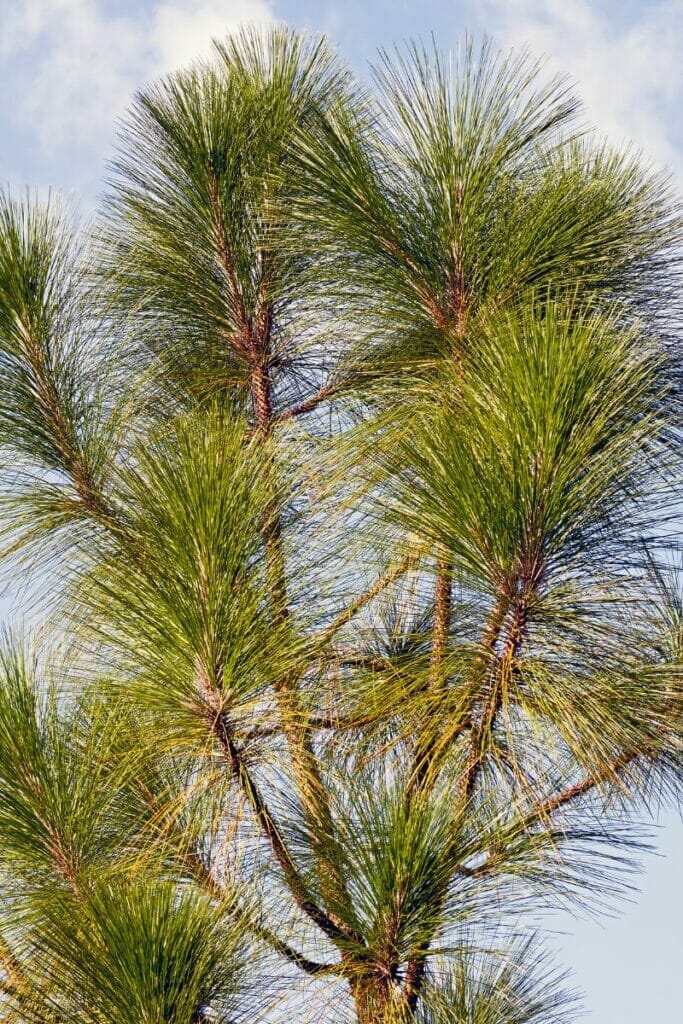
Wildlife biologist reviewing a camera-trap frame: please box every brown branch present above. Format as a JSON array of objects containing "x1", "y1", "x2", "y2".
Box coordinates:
[
  {"x1": 407, "y1": 591, "x2": 510, "y2": 795},
  {"x1": 207, "y1": 172, "x2": 251, "y2": 355},
  {"x1": 458, "y1": 595, "x2": 529, "y2": 804},
  {"x1": 186, "y1": 848, "x2": 335, "y2": 976},
  {"x1": 450, "y1": 733, "x2": 671, "y2": 889},
  {"x1": 246, "y1": 357, "x2": 361, "y2": 942},
  {"x1": 206, "y1": 177, "x2": 365, "y2": 962},
  {"x1": 251, "y1": 358, "x2": 276, "y2": 434},
  {"x1": 136, "y1": 766, "x2": 337, "y2": 979},
  {"x1": 431, "y1": 558, "x2": 453, "y2": 685},
  {"x1": 401, "y1": 588, "x2": 524, "y2": 1012},
  {"x1": 367, "y1": 209, "x2": 448, "y2": 331},
  {"x1": 400, "y1": 561, "x2": 457, "y2": 1013},
  {"x1": 517, "y1": 741, "x2": 657, "y2": 833},
  {"x1": 209, "y1": 708, "x2": 351, "y2": 947},
  {"x1": 252, "y1": 923, "x2": 337, "y2": 977},
  {"x1": 249, "y1": 358, "x2": 291, "y2": 623},
  {"x1": 278, "y1": 382, "x2": 345, "y2": 421},
  {"x1": 320, "y1": 549, "x2": 425, "y2": 648}
]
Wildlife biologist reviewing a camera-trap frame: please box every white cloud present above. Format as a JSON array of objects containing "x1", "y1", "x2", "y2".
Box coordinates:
[
  {"x1": 1, "y1": 0, "x2": 273, "y2": 157},
  {"x1": 480, "y1": 0, "x2": 683, "y2": 181},
  {"x1": 152, "y1": 0, "x2": 272, "y2": 70}
]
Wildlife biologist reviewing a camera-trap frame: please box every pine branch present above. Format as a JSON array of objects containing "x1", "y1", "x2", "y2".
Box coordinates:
[
  {"x1": 182, "y1": 846, "x2": 337, "y2": 977},
  {"x1": 320, "y1": 549, "x2": 425, "y2": 647},
  {"x1": 278, "y1": 381, "x2": 345, "y2": 420},
  {"x1": 402, "y1": 587, "x2": 530, "y2": 1009},
  {"x1": 517, "y1": 738, "x2": 665, "y2": 834},
  {"x1": 198, "y1": 162, "x2": 363, "y2": 956},
  {"x1": 408, "y1": 589, "x2": 510, "y2": 793},
  {"x1": 458, "y1": 592, "x2": 531, "y2": 803},
  {"x1": 210, "y1": 707, "x2": 353, "y2": 947},
  {"x1": 207, "y1": 171, "x2": 252, "y2": 359}
]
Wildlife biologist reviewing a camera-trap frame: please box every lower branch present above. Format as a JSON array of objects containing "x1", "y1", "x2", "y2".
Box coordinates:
[
  {"x1": 457, "y1": 596, "x2": 529, "y2": 804},
  {"x1": 407, "y1": 555, "x2": 453, "y2": 798},
  {"x1": 211, "y1": 709, "x2": 351, "y2": 947}
]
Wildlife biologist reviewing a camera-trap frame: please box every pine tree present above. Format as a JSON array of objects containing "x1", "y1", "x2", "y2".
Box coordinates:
[{"x1": 0, "y1": 25, "x2": 680, "y2": 1024}]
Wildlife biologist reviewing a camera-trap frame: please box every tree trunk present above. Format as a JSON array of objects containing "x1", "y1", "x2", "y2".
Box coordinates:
[{"x1": 351, "y1": 975, "x2": 393, "y2": 1024}]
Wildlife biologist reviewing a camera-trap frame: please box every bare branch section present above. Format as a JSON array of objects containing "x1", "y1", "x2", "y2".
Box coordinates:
[
  {"x1": 210, "y1": 707, "x2": 351, "y2": 947},
  {"x1": 279, "y1": 382, "x2": 345, "y2": 421},
  {"x1": 320, "y1": 550, "x2": 425, "y2": 647},
  {"x1": 183, "y1": 847, "x2": 336, "y2": 977}
]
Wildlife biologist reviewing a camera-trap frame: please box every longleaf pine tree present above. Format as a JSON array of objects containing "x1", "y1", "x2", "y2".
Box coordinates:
[{"x1": 0, "y1": 25, "x2": 681, "y2": 1024}]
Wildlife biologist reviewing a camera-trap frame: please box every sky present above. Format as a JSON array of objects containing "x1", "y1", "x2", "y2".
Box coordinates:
[{"x1": 0, "y1": 2, "x2": 681, "y2": 1022}]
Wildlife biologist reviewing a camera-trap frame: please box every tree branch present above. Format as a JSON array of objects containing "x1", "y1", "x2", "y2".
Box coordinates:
[
  {"x1": 185, "y1": 847, "x2": 336, "y2": 976},
  {"x1": 320, "y1": 549, "x2": 425, "y2": 648},
  {"x1": 458, "y1": 595, "x2": 529, "y2": 803},
  {"x1": 517, "y1": 742, "x2": 657, "y2": 833},
  {"x1": 402, "y1": 587, "x2": 527, "y2": 1010},
  {"x1": 206, "y1": 174, "x2": 364, "y2": 964},
  {"x1": 450, "y1": 735, "x2": 670, "y2": 888},
  {"x1": 278, "y1": 382, "x2": 345, "y2": 421},
  {"x1": 407, "y1": 590, "x2": 510, "y2": 794},
  {"x1": 209, "y1": 708, "x2": 351, "y2": 947}
]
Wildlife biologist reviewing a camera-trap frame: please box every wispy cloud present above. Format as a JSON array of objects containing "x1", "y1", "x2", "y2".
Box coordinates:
[
  {"x1": 1, "y1": 0, "x2": 273, "y2": 177},
  {"x1": 480, "y1": 0, "x2": 683, "y2": 181}
]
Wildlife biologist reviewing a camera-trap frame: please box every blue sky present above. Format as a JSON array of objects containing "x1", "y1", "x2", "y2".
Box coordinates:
[
  {"x1": 1, "y1": 2, "x2": 681, "y2": 1022},
  {"x1": 2, "y1": 0, "x2": 683, "y2": 200}
]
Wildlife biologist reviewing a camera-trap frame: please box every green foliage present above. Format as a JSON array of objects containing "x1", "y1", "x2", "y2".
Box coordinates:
[
  {"x1": 0, "y1": 22, "x2": 681, "y2": 1024},
  {"x1": 0, "y1": 642, "x2": 131, "y2": 890},
  {"x1": 24, "y1": 882, "x2": 247, "y2": 1024},
  {"x1": 382, "y1": 297, "x2": 670, "y2": 589},
  {"x1": 289, "y1": 38, "x2": 680, "y2": 391},
  {"x1": 100, "y1": 25, "x2": 352, "y2": 409},
  {"x1": 416, "y1": 940, "x2": 577, "y2": 1024},
  {"x1": 74, "y1": 408, "x2": 294, "y2": 748},
  {"x1": 0, "y1": 193, "x2": 125, "y2": 574}
]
